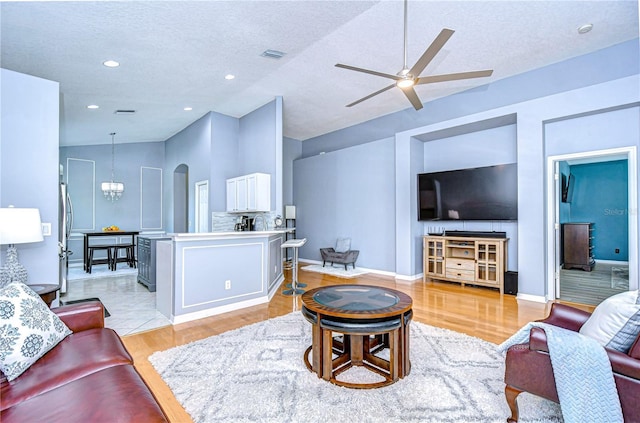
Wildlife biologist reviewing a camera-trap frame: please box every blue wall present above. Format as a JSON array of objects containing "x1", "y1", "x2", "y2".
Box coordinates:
[
  {"x1": 163, "y1": 112, "x2": 212, "y2": 233},
  {"x1": 567, "y1": 160, "x2": 628, "y2": 260},
  {"x1": 59, "y1": 141, "x2": 165, "y2": 264},
  {"x1": 421, "y1": 123, "x2": 519, "y2": 271},
  {"x1": 210, "y1": 112, "x2": 240, "y2": 212},
  {"x1": 293, "y1": 138, "x2": 396, "y2": 271},
  {"x1": 239, "y1": 98, "x2": 282, "y2": 211},
  {"x1": 547, "y1": 104, "x2": 639, "y2": 265},
  {"x1": 301, "y1": 39, "x2": 639, "y2": 157},
  {"x1": 283, "y1": 137, "x2": 302, "y2": 206},
  {"x1": 60, "y1": 142, "x2": 165, "y2": 230},
  {"x1": 163, "y1": 98, "x2": 283, "y2": 232},
  {"x1": 291, "y1": 39, "x2": 639, "y2": 298},
  {"x1": 57, "y1": 98, "x2": 283, "y2": 238},
  {"x1": 0, "y1": 69, "x2": 60, "y2": 285},
  {"x1": 3, "y1": 36, "x2": 637, "y2": 301}
]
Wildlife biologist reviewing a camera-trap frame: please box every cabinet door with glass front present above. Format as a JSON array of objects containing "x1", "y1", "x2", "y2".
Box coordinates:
[
  {"x1": 475, "y1": 241, "x2": 502, "y2": 286},
  {"x1": 424, "y1": 237, "x2": 445, "y2": 281}
]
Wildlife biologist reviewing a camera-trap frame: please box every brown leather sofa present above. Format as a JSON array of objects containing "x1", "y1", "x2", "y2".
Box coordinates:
[
  {"x1": 0, "y1": 301, "x2": 168, "y2": 422},
  {"x1": 504, "y1": 303, "x2": 640, "y2": 423}
]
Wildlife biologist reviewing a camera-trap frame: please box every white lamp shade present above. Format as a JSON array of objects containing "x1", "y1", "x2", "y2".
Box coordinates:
[
  {"x1": 101, "y1": 182, "x2": 124, "y2": 192},
  {"x1": 285, "y1": 205, "x2": 296, "y2": 219},
  {"x1": 0, "y1": 208, "x2": 44, "y2": 245}
]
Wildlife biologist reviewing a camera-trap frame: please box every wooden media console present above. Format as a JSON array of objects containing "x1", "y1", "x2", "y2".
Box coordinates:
[{"x1": 423, "y1": 235, "x2": 508, "y2": 294}]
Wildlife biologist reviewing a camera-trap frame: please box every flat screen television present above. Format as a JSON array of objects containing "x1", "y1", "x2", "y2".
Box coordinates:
[
  {"x1": 561, "y1": 172, "x2": 574, "y2": 203},
  {"x1": 418, "y1": 163, "x2": 517, "y2": 221}
]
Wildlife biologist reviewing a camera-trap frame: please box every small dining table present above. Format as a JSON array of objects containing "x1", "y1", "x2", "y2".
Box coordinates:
[{"x1": 82, "y1": 231, "x2": 139, "y2": 272}]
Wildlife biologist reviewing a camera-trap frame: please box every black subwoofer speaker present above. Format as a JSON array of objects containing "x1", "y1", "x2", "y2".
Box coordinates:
[{"x1": 504, "y1": 271, "x2": 518, "y2": 295}]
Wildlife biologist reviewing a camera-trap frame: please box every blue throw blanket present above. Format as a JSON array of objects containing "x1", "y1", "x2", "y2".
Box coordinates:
[{"x1": 497, "y1": 322, "x2": 623, "y2": 423}]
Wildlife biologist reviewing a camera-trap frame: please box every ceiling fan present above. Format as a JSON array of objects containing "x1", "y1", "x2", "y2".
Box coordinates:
[{"x1": 336, "y1": 0, "x2": 493, "y2": 111}]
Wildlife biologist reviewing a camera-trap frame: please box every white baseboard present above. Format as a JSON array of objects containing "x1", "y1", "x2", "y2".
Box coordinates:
[
  {"x1": 516, "y1": 292, "x2": 548, "y2": 304},
  {"x1": 395, "y1": 273, "x2": 423, "y2": 282},
  {"x1": 594, "y1": 259, "x2": 629, "y2": 265},
  {"x1": 170, "y1": 296, "x2": 269, "y2": 325}
]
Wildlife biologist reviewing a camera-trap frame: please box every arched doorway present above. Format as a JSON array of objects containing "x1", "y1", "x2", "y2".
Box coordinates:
[{"x1": 173, "y1": 164, "x2": 189, "y2": 233}]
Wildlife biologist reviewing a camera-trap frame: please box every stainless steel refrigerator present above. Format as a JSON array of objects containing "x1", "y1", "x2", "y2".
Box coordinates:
[{"x1": 59, "y1": 182, "x2": 73, "y2": 293}]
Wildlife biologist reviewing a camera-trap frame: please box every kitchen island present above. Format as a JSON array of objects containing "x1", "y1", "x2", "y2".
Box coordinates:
[{"x1": 156, "y1": 229, "x2": 292, "y2": 324}]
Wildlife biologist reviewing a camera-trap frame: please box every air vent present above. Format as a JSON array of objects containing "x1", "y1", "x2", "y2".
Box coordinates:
[
  {"x1": 261, "y1": 49, "x2": 286, "y2": 59},
  {"x1": 114, "y1": 110, "x2": 136, "y2": 115}
]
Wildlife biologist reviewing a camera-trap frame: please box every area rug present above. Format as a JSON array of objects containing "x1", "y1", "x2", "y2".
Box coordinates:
[
  {"x1": 149, "y1": 313, "x2": 561, "y2": 423},
  {"x1": 611, "y1": 266, "x2": 629, "y2": 289},
  {"x1": 61, "y1": 297, "x2": 111, "y2": 317},
  {"x1": 301, "y1": 263, "x2": 369, "y2": 278}
]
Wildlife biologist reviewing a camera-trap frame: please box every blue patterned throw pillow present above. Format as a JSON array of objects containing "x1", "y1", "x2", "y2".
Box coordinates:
[{"x1": 0, "y1": 282, "x2": 71, "y2": 381}]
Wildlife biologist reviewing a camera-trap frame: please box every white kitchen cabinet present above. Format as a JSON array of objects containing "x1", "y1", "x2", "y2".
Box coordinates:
[
  {"x1": 226, "y1": 173, "x2": 270, "y2": 212},
  {"x1": 226, "y1": 178, "x2": 247, "y2": 212}
]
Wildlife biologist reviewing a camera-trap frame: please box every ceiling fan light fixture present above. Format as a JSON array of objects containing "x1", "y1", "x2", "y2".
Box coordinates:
[
  {"x1": 336, "y1": 0, "x2": 492, "y2": 111},
  {"x1": 396, "y1": 78, "x2": 415, "y2": 89}
]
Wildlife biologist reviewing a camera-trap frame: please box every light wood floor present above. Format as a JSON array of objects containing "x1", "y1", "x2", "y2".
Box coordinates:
[{"x1": 123, "y1": 266, "x2": 595, "y2": 422}]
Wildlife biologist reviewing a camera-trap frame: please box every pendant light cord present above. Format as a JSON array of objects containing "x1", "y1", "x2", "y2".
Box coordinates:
[{"x1": 110, "y1": 132, "x2": 116, "y2": 182}]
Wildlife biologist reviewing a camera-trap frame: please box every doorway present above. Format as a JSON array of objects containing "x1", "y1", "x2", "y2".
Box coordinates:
[
  {"x1": 546, "y1": 147, "x2": 638, "y2": 305},
  {"x1": 195, "y1": 180, "x2": 209, "y2": 233},
  {"x1": 173, "y1": 164, "x2": 189, "y2": 233}
]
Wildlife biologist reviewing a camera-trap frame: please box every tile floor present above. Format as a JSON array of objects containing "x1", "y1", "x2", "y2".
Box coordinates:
[{"x1": 62, "y1": 265, "x2": 171, "y2": 336}]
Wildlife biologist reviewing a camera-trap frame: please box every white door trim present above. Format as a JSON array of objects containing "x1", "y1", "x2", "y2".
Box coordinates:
[
  {"x1": 545, "y1": 146, "x2": 638, "y2": 301},
  {"x1": 195, "y1": 180, "x2": 209, "y2": 233}
]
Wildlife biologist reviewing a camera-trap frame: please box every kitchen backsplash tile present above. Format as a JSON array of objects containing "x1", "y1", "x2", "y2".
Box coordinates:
[{"x1": 211, "y1": 211, "x2": 280, "y2": 232}]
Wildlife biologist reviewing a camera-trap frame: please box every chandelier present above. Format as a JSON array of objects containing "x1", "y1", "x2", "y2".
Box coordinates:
[{"x1": 101, "y1": 132, "x2": 124, "y2": 201}]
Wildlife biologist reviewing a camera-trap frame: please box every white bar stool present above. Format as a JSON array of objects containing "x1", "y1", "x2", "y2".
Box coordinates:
[{"x1": 281, "y1": 238, "x2": 307, "y2": 295}]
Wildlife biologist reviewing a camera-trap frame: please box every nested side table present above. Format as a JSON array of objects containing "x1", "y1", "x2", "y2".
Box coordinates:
[{"x1": 301, "y1": 284, "x2": 413, "y2": 389}]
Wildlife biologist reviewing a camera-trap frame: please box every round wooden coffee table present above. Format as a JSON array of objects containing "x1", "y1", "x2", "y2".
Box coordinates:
[{"x1": 301, "y1": 284, "x2": 412, "y2": 389}]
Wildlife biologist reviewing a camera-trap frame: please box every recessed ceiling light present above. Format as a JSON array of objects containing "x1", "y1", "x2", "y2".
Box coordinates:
[
  {"x1": 577, "y1": 24, "x2": 593, "y2": 34},
  {"x1": 87, "y1": 105, "x2": 99, "y2": 109},
  {"x1": 184, "y1": 107, "x2": 193, "y2": 111},
  {"x1": 103, "y1": 60, "x2": 120, "y2": 68},
  {"x1": 225, "y1": 74, "x2": 235, "y2": 80}
]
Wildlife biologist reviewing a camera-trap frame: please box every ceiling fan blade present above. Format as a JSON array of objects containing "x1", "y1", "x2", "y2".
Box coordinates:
[
  {"x1": 409, "y1": 28, "x2": 455, "y2": 77},
  {"x1": 416, "y1": 69, "x2": 493, "y2": 85},
  {"x1": 401, "y1": 86, "x2": 423, "y2": 110},
  {"x1": 346, "y1": 84, "x2": 396, "y2": 107},
  {"x1": 336, "y1": 63, "x2": 401, "y2": 81}
]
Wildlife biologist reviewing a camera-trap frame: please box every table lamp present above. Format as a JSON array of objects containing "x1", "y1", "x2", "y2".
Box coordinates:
[{"x1": 0, "y1": 207, "x2": 44, "y2": 287}]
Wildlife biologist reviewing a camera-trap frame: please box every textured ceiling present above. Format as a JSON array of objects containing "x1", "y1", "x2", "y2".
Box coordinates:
[{"x1": 1, "y1": 1, "x2": 638, "y2": 147}]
